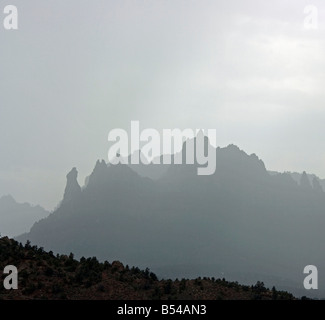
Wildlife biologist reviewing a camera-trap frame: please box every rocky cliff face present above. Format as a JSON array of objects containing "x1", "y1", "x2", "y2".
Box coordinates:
[
  {"x1": 62, "y1": 167, "x2": 81, "y2": 204},
  {"x1": 15, "y1": 142, "x2": 325, "y2": 298}
]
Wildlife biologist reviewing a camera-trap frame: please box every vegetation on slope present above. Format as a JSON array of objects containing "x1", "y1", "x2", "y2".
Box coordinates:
[{"x1": 0, "y1": 237, "x2": 295, "y2": 300}]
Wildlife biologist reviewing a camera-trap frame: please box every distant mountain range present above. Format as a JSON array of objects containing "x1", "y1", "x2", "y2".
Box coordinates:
[
  {"x1": 16, "y1": 140, "x2": 325, "y2": 298},
  {"x1": 0, "y1": 195, "x2": 49, "y2": 238}
]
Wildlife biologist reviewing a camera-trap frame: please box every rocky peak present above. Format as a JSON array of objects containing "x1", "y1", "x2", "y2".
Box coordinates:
[
  {"x1": 63, "y1": 167, "x2": 81, "y2": 203},
  {"x1": 300, "y1": 171, "x2": 312, "y2": 190},
  {"x1": 87, "y1": 160, "x2": 108, "y2": 186}
]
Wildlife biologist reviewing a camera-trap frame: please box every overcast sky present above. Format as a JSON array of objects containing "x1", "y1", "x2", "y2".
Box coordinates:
[{"x1": 1, "y1": 0, "x2": 325, "y2": 210}]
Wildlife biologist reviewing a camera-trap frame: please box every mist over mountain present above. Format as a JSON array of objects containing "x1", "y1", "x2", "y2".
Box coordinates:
[
  {"x1": 16, "y1": 140, "x2": 325, "y2": 298},
  {"x1": 0, "y1": 195, "x2": 49, "y2": 238}
]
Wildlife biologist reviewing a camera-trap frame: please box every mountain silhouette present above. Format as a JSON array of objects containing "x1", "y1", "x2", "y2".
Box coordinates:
[
  {"x1": 16, "y1": 139, "x2": 325, "y2": 298},
  {"x1": 0, "y1": 195, "x2": 49, "y2": 238}
]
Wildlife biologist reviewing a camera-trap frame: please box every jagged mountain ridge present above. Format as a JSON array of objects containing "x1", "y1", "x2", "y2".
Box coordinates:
[{"x1": 16, "y1": 141, "x2": 325, "y2": 298}]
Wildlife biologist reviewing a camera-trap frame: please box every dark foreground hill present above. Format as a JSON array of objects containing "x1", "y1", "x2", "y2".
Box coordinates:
[{"x1": 0, "y1": 237, "x2": 295, "y2": 300}]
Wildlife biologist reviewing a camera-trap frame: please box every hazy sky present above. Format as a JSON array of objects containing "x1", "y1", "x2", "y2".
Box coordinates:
[{"x1": 1, "y1": 0, "x2": 325, "y2": 210}]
